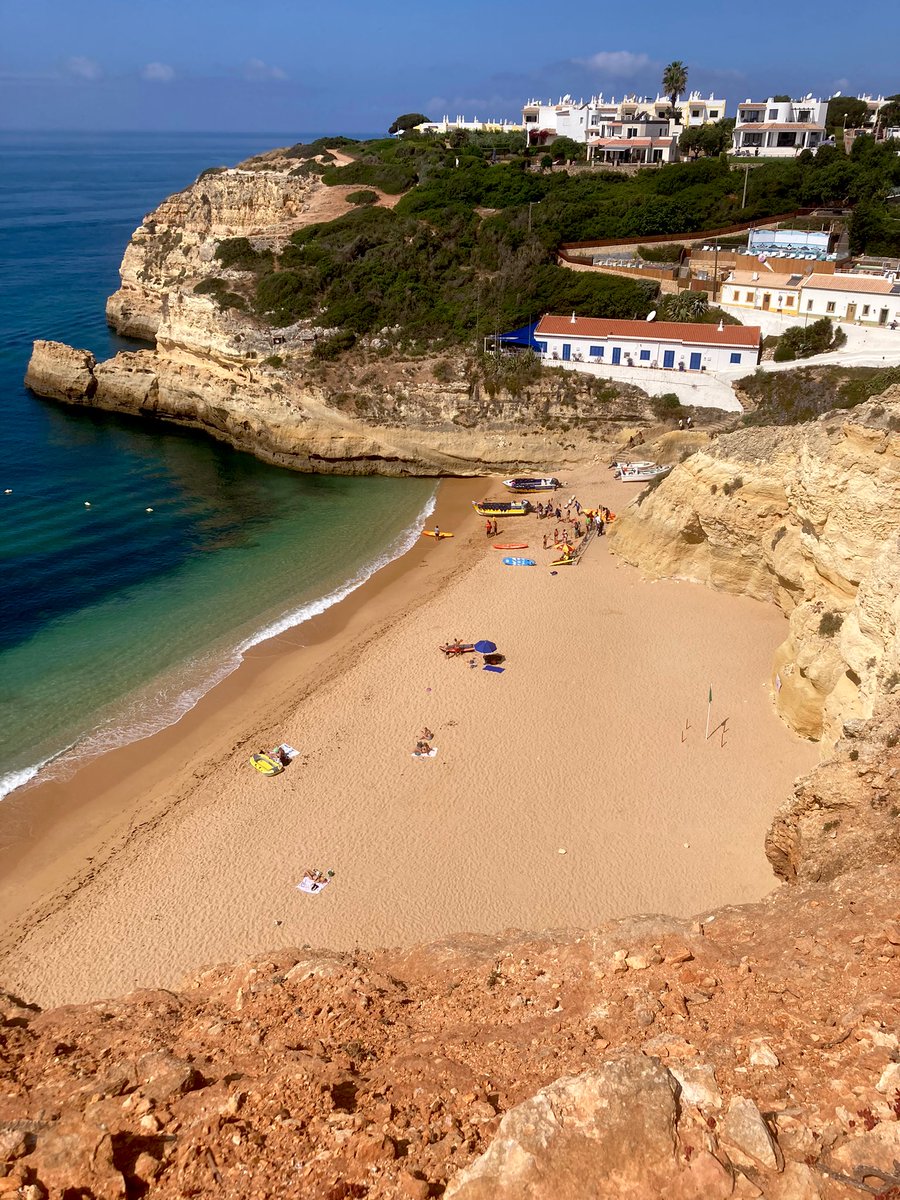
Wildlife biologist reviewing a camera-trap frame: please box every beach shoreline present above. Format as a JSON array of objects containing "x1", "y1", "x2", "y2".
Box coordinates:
[
  {"x1": 0, "y1": 467, "x2": 818, "y2": 1007},
  {"x1": 0, "y1": 477, "x2": 480, "y2": 950}
]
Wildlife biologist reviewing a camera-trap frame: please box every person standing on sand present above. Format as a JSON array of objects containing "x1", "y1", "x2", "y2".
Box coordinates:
[
  {"x1": 485, "y1": 519, "x2": 492, "y2": 537},
  {"x1": 434, "y1": 524, "x2": 441, "y2": 540}
]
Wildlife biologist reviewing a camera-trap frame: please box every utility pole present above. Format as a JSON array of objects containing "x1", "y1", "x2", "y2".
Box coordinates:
[
  {"x1": 712, "y1": 241, "x2": 719, "y2": 303},
  {"x1": 741, "y1": 163, "x2": 750, "y2": 209}
]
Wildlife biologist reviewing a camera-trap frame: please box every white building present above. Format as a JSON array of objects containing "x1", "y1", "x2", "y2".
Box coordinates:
[
  {"x1": 723, "y1": 270, "x2": 900, "y2": 326},
  {"x1": 732, "y1": 96, "x2": 828, "y2": 156},
  {"x1": 588, "y1": 116, "x2": 678, "y2": 165},
  {"x1": 523, "y1": 91, "x2": 727, "y2": 146},
  {"x1": 412, "y1": 116, "x2": 524, "y2": 135},
  {"x1": 721, "y1": 270, "x2": 805, "y2": 315},
  {"x1": 799, "y1": 274, "x2": 900, "y2": 326},
  {"x1": 534, "y1": 314, "x2": 761, "y2": 374}
]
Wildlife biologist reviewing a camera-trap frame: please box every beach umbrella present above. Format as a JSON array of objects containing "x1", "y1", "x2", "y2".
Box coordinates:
[{"x1": 474, "y1": 640, "x2": 497, "y2": 654}]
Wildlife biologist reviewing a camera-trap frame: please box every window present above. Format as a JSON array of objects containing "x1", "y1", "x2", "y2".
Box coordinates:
[
  {"x1": 710, "y1": 110, "x2": 719, "y2": 118},
  {"x1": 785, "y1": 296, "x2": 796, "y2": 305},
  {"x1": 768, "y1": 109, "x2": 778, "y2": 120},
  {"x1": 588, "y1": 345, "x2": 603, "y2": 357},
  {"x1": 730, "y1": 352, "x2": 742, "y2": 364},
  {"x1": 863, "y1": 305, "x2": 870, "y2": 316},
  {"x1": 535, "y1": 341, "x2": 547, "y2": 353},
  {"x1": 639, "y1": 350, "x2": 651, "y2": 360},
  {"x1": 692, "y1": 109, "x2": 701, "y2": 118},
  {"x1": 746, "y1": 292, "x2": 754, "y2": 302},
  {"x1": 826, "y1": 302, "x2": 835, "y2": 313},
  {"x1": 807, "y1": 299, "x2": 813, "y2": 310},
  {"x1": 798, "y1": 109, "x2": 812, "y2": 122}
]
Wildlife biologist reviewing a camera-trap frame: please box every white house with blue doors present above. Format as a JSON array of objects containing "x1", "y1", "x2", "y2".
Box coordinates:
[{"x1": 533, "y1": 315, "x2": 762, "y2": 375}]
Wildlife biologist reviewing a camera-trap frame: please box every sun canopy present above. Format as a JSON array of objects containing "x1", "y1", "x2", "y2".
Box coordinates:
[{"x1": 495, "y1": 322, "x2": 542, "y2": 350}]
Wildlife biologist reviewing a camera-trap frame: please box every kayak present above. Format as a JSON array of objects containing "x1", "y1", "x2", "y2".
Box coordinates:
[
  {"x1": 551, "y1": 556, "x2": 578, "y2": 567},
  {"x1": 422, "y1": 530, "x2": 454, "y2": 538},
  {"x1": 493, "y1": 543, "x2": 528, "y2": 550},
  {"x1": 502, "y1": 557, "x2": 536, "y2": 566}
]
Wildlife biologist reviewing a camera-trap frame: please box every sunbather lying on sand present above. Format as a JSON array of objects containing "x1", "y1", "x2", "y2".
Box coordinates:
[{"x1": 439, "y1": 640, "x2": 476, "y2": 656}]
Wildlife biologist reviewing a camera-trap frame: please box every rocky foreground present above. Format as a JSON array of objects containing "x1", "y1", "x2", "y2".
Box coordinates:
[{"x1": 2, "y1": 856, "x2": 900, "y2": 1200}]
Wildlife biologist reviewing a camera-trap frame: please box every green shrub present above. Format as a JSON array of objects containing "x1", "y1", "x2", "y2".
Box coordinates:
[
  {"x1": 215, "y1": 237, "x2": 272, "y2": 272},
  {"x1": 722, "y1": 475, "x2": 744, "y2": 497},
  {"x1": 192, "y1": 277, "x2": 247, "y2": 312},
  {"x1": 265, "y1": 354, "x2": 284, "y2": 368},
  {"x1": 312, "y1": 330, "x2": 357, "y2": 360},
  {"x1": 652, "y1": 392, "x2": 682, "y2": 417},
  {"x1": 818, "y1": 611, "x2": 844, "y2": 637},
  {"x1": 639, "y1": 243, "x2": 685, "y2": 262},
  {"x1": 773, "y1": 317, "x2": 842, "y2": 362},
  {"x1": 346, "y1": 189, "x2": 379, "y2": 206}
]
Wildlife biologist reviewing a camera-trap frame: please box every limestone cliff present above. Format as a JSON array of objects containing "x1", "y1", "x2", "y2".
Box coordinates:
[
  {"x1": 26, "y1": 337, "x2": 659, "y2": 476},
  {"x1": 611, "y1": 396, "x2": 900, "y2": 747}
]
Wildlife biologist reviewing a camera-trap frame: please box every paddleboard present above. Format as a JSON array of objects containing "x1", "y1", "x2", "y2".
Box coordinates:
[
  {"x1": 493, "y1": 543, "x2": 528, "y2": 550},
  {"x1": 422, "y1": 530, "x2": 454, "y2": 538},
  {"x1": 551, "y1": 556, "x2": 577, "y2": 567},
  {"x1": 502, "y1": 557, "x2": 536, "y2": 566}
]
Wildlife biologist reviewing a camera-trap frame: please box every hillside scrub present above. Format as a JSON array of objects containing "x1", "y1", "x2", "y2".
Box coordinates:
[
  {"x1": 739, "y1": 364, "x2": 900, "y2": 425},
  {"x1": 252, "y1": 205, "x2": 655, "y2": 344}
]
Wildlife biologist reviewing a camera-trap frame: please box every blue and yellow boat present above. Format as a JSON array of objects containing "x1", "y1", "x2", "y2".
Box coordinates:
[{"x1": 472, "y1": 499, "x2": 532, "y2": 517}]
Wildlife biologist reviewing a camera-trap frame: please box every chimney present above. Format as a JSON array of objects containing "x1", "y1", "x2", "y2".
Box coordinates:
[
  {"x1": 717, "y1": 319, "x2": 724, "y2": 332},
  {"x1": 570, "y1": 311, "x2": 577, "y2": 324}
]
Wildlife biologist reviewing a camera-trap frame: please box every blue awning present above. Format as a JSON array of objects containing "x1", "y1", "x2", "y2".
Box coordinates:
[{"x1": 496, "y1": 322, "x2": 541, "y2": 349}]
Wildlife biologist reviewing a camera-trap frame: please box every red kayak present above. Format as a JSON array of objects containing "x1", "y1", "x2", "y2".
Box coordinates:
[{"x1": 493, "y1": 543, "x2": 528, "y2": 550}]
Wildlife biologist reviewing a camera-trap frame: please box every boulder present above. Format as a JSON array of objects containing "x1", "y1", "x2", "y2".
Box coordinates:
[{"x1": 719, "y1": 1096, "x2": 783, "y2": 1172}]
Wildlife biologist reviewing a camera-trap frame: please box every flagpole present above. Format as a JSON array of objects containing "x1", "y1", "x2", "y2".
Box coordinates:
[{"x1": 705, "y1": 685, "x2": 712, "y2": 740}]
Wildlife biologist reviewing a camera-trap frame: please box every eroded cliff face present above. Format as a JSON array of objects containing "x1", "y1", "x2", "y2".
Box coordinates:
[
  {"x1": 611, "y1": 396, "x2": 900, "y2": 747},
  {"x1": 25, "y1": 336, "x2": 658, "y2": 476},
  {"x1": 3, "y1": 862, "x2": 900, "y2": 1199},
  {"x1": 106, "y1": 165, "x2": 321, "y2": 340}
]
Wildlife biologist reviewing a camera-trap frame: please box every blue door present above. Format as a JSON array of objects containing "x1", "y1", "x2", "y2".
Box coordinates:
[
  {"x1": 689, "y1": 352, "x2": 702, "y2": 371},
  {"x1": 611, "y1": 347, "x2": 621, "y2": 365},
  {"x1": 663, "y1": 350, "x2": 675, "y2": 368},
  {"x1": 562, "y1": 343, "x2": 571, "y2": 361}
]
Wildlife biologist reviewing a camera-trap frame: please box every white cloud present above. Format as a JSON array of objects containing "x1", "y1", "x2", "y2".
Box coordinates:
[
  {"x1": 141, "y1": 62, "x2": 175, "y2": 83},
  {"x1": 575, "y1": 51, "x2": 653, "y2": 78},
  {"x1": 64, "y1": 56, "x2": 102, "y2": 81},
  {"x1": 242, "y1": 58, "x2": 287, "y2": 82}
]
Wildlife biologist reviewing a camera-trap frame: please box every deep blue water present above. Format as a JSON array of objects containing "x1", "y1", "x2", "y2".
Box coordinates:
[{"x1": 0, "y1": 132, "x2": 433, "y2": 796}]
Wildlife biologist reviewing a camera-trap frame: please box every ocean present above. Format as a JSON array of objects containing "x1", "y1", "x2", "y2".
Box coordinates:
[{"x1": 0, "y1": 132, "x2": 435, "y2": 799}]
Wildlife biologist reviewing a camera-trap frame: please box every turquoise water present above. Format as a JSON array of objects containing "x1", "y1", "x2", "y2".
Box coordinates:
[{"x1": 0, "y1": 133, "x2": 433, "y2": 797}]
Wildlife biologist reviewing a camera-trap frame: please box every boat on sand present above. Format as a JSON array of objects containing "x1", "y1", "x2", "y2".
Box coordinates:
[
  {"x1": 472, "y1": 500, "x2": 532, "y2": 517},
  {"x1": 502, "y1": 476, "x2": 561, "y2": 493}
]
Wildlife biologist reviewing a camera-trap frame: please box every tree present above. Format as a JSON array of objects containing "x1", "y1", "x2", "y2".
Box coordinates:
[
  {"x1": 549, "y1": 136, "x2": 585, "y2": 163},
  {"x1": 826, "y1": 96, "x2": 868, "y2": 135},
  {"x1": 679, "y1": 120, "x2": 733, "y2": 159},
  {"x1": 388, "y1": 112, "x2": 430, "y2": 135},
  {"x1": 661, "y1": 61, "x2": 688, "y2": 117}
]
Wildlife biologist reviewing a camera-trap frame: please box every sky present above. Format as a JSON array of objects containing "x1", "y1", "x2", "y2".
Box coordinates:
[{"x1": 1, "y1": 0, "x2": 898, "y2": 135}]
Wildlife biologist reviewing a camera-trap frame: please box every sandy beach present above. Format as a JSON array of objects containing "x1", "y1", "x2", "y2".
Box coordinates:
[{"x1": 0, "y1": 467, "x2": 817, "y2": 1007}]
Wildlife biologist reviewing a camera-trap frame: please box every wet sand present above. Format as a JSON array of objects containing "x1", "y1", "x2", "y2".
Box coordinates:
[{"x1": 0, "y1": 470, "x2": 817, "y2": 1006}]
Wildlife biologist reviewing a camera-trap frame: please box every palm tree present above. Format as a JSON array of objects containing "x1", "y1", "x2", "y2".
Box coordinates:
[{"x1": 662, "y1": 61, "x2": 689, "y2": 120}]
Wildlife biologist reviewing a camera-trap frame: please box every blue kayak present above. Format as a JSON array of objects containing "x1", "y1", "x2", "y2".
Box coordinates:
[{"x1": 502, "y1": 556, "x2": 536, "y2": 566}]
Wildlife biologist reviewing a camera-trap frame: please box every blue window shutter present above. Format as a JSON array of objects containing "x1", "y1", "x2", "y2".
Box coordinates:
[{"x1": 730, "y1": 352, "x2": 741, "y2": 364}]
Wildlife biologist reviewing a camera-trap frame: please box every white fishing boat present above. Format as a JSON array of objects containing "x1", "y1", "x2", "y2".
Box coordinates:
[
  {"x1": 609, "y1": 459, "x2": 654, "y2": 474},
  {"x1": 616, "y1": 462, "x2": 673, "y2": 483},
  {"x1": 502, "y1": 476, "x2": 562, "y2": 493}
]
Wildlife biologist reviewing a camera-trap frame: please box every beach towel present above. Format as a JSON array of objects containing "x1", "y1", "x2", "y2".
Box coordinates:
[
  {"x1": 412, "y1": 747, "x2": 438, "y2": 757},
  {"x1": 297, "y1": 876, "x2": 331, "y2": 894},
  {"x1": 483, "y1": 665, "x2": 505, "y2": 673},
  {"x1": 277, "y1": 743, "x2": 300, "y2": 759}
]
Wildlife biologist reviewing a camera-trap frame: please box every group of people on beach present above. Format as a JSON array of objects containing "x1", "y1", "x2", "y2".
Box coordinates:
[
  {"x1": 414, "y1": 726, "x2": 435, "y2": 756},
  {"x1": 484, "y1": 518, "x2": 500, "y2": 537}
]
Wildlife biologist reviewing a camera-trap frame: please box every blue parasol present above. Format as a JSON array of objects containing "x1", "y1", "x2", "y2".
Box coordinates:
[{"x1": 474, "y1": 640, "x2": 497, "y2": 654}]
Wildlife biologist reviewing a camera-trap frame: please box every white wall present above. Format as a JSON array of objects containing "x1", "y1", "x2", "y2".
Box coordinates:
[
  {"x1": 536, "y1": 331, "x2": 756, "y2": 374},
  {"x1": 799, "y1": 287, "x2": 900, "y2": 326},
  {"x1": 721, "y1": 284, "x2": 801, "y2": 316}
]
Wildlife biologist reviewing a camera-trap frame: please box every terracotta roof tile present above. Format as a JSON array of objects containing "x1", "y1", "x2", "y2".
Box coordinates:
[
  {"x1": 799, "y1": 274, "x2": 898, "y2": 294},
  {"x1": 534, "y1": 315, "x2": 761, "y2": 347}
]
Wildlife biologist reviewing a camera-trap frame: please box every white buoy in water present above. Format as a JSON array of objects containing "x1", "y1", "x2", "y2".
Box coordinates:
[
  {"x1": 84, "y1": 501, "x2": 91, "y2": 507},
  {"x1": 146, "y1": 507, "x2": 154, "y2": 513},
  {"x1": 3, "y1": 489, "x2": 11, "y2": 495}
]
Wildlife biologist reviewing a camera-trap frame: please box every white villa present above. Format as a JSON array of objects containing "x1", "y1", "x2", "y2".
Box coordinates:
[
  {"x1": 732, "y1": 96, "x2": 828, "y2": 156},
  {"x1": 588, "y1": 116, "x2": 678, "y2": 165},
  {"x1": 411, "y1": 116, "x2": 524, "y2": 135},
  {"x1": 722, "y1": 270, "x2": 900, "y2": 326},
  {"x1": 522, "y1": 91, "x2": 726, "y2": 146},
  {"x1": 534, "y1": 315, "x2": 761, "y2": 374}
]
